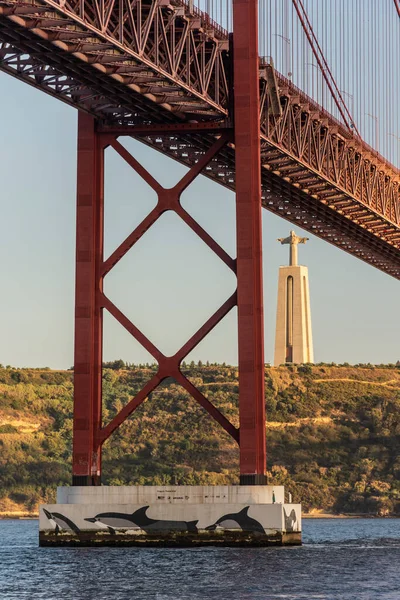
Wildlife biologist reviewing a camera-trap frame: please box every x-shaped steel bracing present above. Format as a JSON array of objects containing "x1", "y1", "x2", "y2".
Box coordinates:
[{"x1": 98, "y1": 133, "x2": 239, "y2": 445}]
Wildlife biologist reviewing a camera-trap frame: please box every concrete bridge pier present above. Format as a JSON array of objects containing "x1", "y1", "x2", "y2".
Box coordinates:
[{"x1": 40, "y1": 485, "x2": 301, "y2": 546}]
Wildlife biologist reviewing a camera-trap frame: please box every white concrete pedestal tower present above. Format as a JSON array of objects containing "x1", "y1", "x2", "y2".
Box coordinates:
[{"x1": 274, "y1": 231, "x2": 314, "y2": 365}]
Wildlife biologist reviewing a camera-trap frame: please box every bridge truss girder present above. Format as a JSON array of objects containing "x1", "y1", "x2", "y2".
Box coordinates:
[{"x1": 0, "y1": 0, "x2": 399, "y2": 279}]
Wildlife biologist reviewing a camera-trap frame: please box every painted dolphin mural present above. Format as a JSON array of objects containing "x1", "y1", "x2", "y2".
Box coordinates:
[
  {"x1": 85, "y1": 506, "x2": 198, "y2": 533},
  {"x1": 206, "y1": 507, "x2": 265, "y2": 534},
  {"x1": 43, "y1": 509, "x2": 81, "y2": 534},
  {"x1": 84, "y1": 517, "x2": 118, "y2": 535},
  {"x1": 283, "y1": 508, "x2": 297, "y2": 532}
]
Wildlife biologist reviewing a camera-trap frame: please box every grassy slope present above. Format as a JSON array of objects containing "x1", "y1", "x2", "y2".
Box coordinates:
[{"x1": 0, "y1": 364, "x2": 399, "y2": 515}]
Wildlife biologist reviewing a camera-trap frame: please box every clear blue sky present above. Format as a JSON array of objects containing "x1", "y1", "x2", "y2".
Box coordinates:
[{"x1": 0, "y1": 72, "x2": 398, "y2": 368}]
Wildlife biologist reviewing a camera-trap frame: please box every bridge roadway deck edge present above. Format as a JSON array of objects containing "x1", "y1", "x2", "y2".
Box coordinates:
[{"x1": 0, "y1": 9, "x2": 399, "y2": 278}]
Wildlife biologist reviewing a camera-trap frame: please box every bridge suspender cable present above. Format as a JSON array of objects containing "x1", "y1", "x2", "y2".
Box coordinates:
[{"x1": 291, "y1": 0, "x2": 360, "y2": 137}]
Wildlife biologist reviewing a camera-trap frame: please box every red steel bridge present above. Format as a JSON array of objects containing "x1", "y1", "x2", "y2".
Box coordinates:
[{"x1": 0, "y1": 0, "x2": 399, "y2": 485}]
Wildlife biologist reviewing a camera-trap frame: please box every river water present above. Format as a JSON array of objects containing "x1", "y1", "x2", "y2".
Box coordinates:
[{"x1": 1, "y1": 518, "x2": 399, "y2": 599}]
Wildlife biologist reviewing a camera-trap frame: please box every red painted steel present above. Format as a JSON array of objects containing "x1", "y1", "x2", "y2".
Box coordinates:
[
  {"x1": 233, "y1": 0, "x2": 266, "y2": 484},
  {"x1": 73, "y1": 112, "x2": 104, "y2": 485},
  {"x1": 72, "y1": 121, "x2": 242, "y2": 483}
]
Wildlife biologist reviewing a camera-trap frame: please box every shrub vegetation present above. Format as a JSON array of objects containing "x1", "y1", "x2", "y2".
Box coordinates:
[{"x1": 0, "y1": 363, "x2": 399, "y2": 515}]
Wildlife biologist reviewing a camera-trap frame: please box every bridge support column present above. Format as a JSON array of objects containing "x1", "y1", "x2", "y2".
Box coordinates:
[
  {"x1": 233, "y1": 0, "x2": 266, "y2": 484},
  {"x1": 72, "y1": 112, "x2": 104, "y2": 486}
]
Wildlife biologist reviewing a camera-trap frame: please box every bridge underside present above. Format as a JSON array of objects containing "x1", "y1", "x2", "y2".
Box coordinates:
[
  {"x1": 0, "y1": 1, "x2": 399, "y2": 278},
  {"x1": 1, "y1": 0, "x2": 399, "y2": 492}
]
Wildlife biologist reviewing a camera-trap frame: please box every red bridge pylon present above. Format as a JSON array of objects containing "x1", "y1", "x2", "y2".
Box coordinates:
[{"x1": 72, "y1": 0, "x2": 266, "y2": 486}]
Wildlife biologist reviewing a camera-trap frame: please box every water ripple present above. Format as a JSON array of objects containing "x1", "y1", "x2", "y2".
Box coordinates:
[{"x1": 0, "y1": 519, "x2": 399, "y2": 599}]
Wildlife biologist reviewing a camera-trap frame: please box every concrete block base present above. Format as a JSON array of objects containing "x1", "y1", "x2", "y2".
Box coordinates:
[{"x1": 39, "y1": 485, "x2": 301, "y2": 547}]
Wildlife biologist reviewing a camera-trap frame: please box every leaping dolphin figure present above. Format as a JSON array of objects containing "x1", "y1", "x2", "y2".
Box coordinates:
[
  {"x1": 205, "y1": 507, "x2": 265, "y2": 534},
  {"x1": 43, "y1": 508, "x2": 80, "y2": 535},
  {"x1": 283, "y1": 508, "x2": 297, "y2": 532},
  {"x1": 85, "y1": 506, "x2": 198, "y2": 533}
]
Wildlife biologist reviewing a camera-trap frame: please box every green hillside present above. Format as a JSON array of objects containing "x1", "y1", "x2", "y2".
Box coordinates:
[{"x1": 0, "y1": 362, "x2": 399, "y2": 516}]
